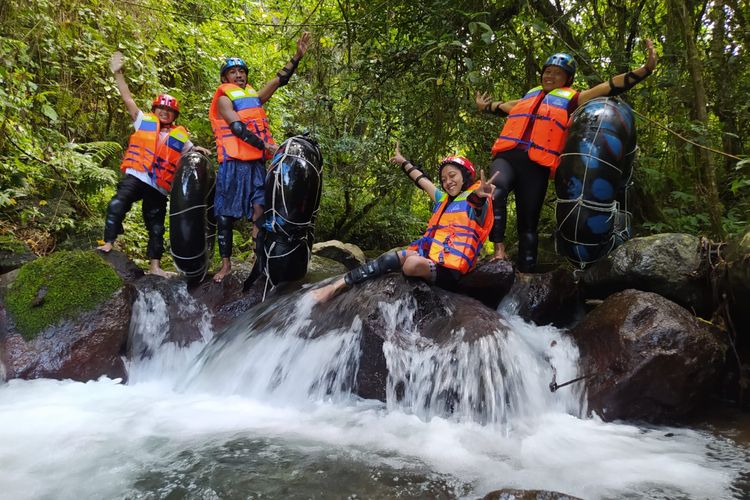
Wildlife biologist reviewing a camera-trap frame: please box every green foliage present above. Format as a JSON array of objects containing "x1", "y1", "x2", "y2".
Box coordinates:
[
  {"x1": 5, "y1": 250, "x2": 123, "y2": 340},
  {"x1": 0, "y1": 0, "x2": 748, "y2": 262}
]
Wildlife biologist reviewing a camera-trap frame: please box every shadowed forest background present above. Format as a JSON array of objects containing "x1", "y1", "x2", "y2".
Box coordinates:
[{"x1": 1, "y1": 0, "x2": 748, "y2": 266}]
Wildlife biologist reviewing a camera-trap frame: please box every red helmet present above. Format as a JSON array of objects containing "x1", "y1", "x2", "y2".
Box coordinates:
[
  {"x1": 151, "y1": 93, "x2": 180, "y2": 114},
  {"x1": 439, "y1": 156, "x2": 476, "y2": 182}
]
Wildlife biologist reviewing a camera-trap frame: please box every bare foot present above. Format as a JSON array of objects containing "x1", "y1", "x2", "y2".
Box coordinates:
[
  {"x1": 213, "y1": 259, "x2": 231, "y2": 283},
  {"x1": 490, "y1": 243, "x2": 508, "y2": 261},
  {"x1": 96, "y1": 242, "x2": 113, "y2": 253},
  {"x1": 310, "y1": 278, "x2": 346, "y2": 303},
  {"x1": 148, "y1": 260, "x2": 177, "y2": 278}
]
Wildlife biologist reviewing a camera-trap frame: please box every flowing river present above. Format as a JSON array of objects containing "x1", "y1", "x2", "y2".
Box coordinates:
[{"x1": 0, "y1": 286, "x2": 747, "y2": 499}]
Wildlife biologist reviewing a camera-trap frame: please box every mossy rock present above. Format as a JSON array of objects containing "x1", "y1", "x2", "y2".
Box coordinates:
[{"x1": 4, "y1": 250, "x2": 123, "y2": 341}]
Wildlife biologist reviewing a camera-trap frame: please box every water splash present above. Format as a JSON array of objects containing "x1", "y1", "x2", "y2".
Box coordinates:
[
  {"x1": 181, "y1": 292, "x2": 362, "y2": 403},
  {"x1": 381, "y1": 298, "x2": 583, "y2": 427}
]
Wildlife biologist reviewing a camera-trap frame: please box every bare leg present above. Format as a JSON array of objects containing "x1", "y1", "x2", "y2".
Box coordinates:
[
  {"x1": 96, "y1": 241, "x2": 113, "y2": 253},
  {"x1": 213, "y1": 257, "x2": 232, "y2": 283},
  {"x1": 311, "y1": 277, "x2": 347, "y2": 303}
]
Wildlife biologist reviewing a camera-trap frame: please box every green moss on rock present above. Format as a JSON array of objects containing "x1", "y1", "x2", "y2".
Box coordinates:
[{"x1": 5, "y1": 250, "x2": 123, "y2": 341}]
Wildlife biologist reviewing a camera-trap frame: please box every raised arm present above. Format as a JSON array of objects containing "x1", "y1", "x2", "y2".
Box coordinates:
[
  {"x1": 390, "y1": 142, "x2": 438, "y2": 202},
  {"x1": 258, "y1": 32, "x2": 312, "y2": 103},
  {"x1": 579, "y1": 39, "x2": 657, "y2": 106},
  {"x1": 110, "y1": 51, "x2": 140, "y2": 122},
  {"x1": 475, "y1": 91, "x2": 519, "y2": 117}
]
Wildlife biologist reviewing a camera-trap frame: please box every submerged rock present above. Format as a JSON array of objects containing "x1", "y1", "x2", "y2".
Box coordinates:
[{"x1": 569, "y1": 289, "x2": 725, "y2": 422}]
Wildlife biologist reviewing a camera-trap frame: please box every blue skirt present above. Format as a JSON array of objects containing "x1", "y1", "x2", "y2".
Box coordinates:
[{"x1": 214, "y1": 159, "x2": 266, "y2": 219}]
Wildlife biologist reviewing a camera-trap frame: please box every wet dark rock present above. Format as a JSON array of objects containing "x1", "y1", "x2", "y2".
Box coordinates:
[
  {"x1": 312, "y1": 240, "x2": 366, "y2": 270},
  {"x1": 98, "y1": 249, "x2": 145, "y2": 281},
  {"x1": 311, "y1": 274, "x2": 511, "y2": 401},
  {"x1": 501, "y1": 268, "x2": 579, "y2": 327},
  {"x1": 31, "y1": 285, "x2": 48, "y2": 307},
  {"x1": 455, "y1": 259, "x2": 515, "y2": 309},
  {"x1": 581, "y1": 233, "x2": 712, "y2": 316},
  {"x1": 569, "y1": 289, "x2": 725, "y2": 422},
  {"x1": 0, "y1": 240, "x2": 35, "y2": 274},
  {"x1": 483, "y1": 489, "x2": 582, "y2": 500},
  {"x1": 1, "y1": 286, "x2": 134, "y2": 382}
]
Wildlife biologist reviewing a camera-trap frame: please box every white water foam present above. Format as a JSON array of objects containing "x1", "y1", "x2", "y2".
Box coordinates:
[{"x1": 0, "y1": 289, "x2": 745, "y2": 499}]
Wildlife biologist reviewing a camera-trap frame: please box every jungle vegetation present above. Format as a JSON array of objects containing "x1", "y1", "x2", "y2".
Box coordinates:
[{"x1": 1, "y1": 0, "x2": 748, "y2": 265}]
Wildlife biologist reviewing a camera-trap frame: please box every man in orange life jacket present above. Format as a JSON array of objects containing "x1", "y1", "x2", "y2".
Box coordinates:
[
  {"x1": 97, "y1": 51, "x2": 208, "y2": 277},
  {"x1": 475, "y1": 40, "x2": 657, "y2": 272},
  {"x1": 209, "y1": 32, "x2": 312, "y2": 283},
  {"x1": 313, "y1": 143, "x2": 497, "y2": 303}
]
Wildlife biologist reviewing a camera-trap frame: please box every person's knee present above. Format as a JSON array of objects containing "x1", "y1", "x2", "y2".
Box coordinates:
[
  {"x1": 401, "y1": 256, "x2": 422, "y2": 277},
  {"x1": 107, "y1": 196, "x2": 128, "y2": 219}
]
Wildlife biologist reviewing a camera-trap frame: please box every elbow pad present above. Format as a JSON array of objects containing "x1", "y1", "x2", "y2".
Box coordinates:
[
  {"x1": 229, "y1": 121, "x2": 265, "y2": 150},
  {"x1": 276, "y1": 57, "x2": 300, "y2": 87}
]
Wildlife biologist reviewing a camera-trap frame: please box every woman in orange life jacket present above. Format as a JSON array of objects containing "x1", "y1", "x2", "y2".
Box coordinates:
[
  {"x1": 475, "y1": 40, "x2": 657, "y2": 272},
  {"x1": 209, "y1": 32, "x2": 312, "y2": 283},
  {"x1": 96, "y1": 51, "x2": 209, "y2": 278},
  {"x1": 312, "y1": 143, "x2": 497, "y2": 303}
]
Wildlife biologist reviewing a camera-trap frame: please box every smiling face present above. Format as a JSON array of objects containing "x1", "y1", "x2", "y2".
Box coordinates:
[
  {"x1": 541, "y1": 65, "x2": 570, "y2": 92},
  {"x1": 153, "y1": 106, "x2": 177, "y2": 126},
  {"x1": 222, "y1": 67, "x2": 248, "y2": 88},
  {"x1": 440, "y1": 164, "x2": 465, "y2": 197}
]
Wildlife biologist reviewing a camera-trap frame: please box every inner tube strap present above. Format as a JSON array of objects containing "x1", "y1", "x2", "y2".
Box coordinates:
[{"x1": 557, "y1": 152, "x2": 622, "y2": 174}]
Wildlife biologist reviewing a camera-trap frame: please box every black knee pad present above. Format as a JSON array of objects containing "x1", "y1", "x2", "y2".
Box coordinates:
[
  {"x1": 344, "y1": 251, "x2": 401, "y2": 285},
  {"x1": 103, "y1": 196, "x2": 129, "y2": 242},
  {"x1": 216, "y1": 215, "x2": 235, "y2": 258},
  {"x1": 517, "y1": 231, "x2": 538, "y2": 272}
]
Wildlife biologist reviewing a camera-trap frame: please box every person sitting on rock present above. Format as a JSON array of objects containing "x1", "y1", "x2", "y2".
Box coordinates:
[
  {"x1": 96, "y1": 51, "x2": 208, "y2": 278},
  {"x1": 313, "y1": 143, "x2": 497, "y2": 302}
]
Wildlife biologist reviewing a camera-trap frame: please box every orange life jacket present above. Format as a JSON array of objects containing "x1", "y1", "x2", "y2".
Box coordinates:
[
  {"x1": 491, "y1": 86, "x2": 577, "y2": 176},
  {"x1": 407, "y1": 182, "x2": 494, "y2": 273},
  {"x1": 120, "y1": 113, "x2": 189, "y2": 192},
  {"x1": 209, "y1": 83, "x2": 275, "y2": 163}
]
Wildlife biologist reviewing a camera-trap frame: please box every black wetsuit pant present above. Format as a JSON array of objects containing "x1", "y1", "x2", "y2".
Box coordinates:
[
  {"x1": 489, "y1": 149, "x2": 550, "y2": 272},
  {"x1": 103, "y1": 174, "x2": 167, "y2": 259}
]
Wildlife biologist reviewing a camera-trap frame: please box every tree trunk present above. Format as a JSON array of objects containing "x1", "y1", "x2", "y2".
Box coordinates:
[{"x1": 669, "y1": 0, "x2": 725, "y2": 237}]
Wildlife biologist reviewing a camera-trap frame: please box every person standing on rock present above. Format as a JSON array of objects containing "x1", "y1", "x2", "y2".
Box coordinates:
[
  {"x1": 208, "y1": 32, "x2": 312, "y2": 283},
  {"x1": 313, "y1": 143, "x2": 496, "y2": 302},
  {"x1": 97, "y1": 51, "x2": 208, "y2": 277},
  {"x1": 475, "y1": 40, "x2": 657, "y2": 272}
]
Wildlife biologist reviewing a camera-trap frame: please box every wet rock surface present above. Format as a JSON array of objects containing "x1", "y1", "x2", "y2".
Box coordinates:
[
  {"x1": 309, "y1": 274, "x2": 511, "y2": 401},
  {"x1": 501, "y1": 268, "x2": 579, "y2": 327},
  {"x1": 581, "y1": 233, "x2": 711, "y2": 315},
  {"x1": 1, "y1": 286, "x2": 133, "y2": 381},
  {"x1": 569, "y1": 289, "x2": 725, "y2": 422},
  {"x1": 455, "y1": 259, "x2": 515, "y2": 309}
]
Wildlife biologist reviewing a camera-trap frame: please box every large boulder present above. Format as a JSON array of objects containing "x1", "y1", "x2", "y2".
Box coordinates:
[
  {"x1": 312, "y1": 240, "x2": 366, "y2": 270},
  {"x1": 499, "y1": 268, "x2": 579, "y2": 326},
  {"x1": 724, "y1": 227, "x2": 750, "y2": 339},
  {"x1": 455, "y1": 259, "x2": 515, "y2": 309},
  {"x1": 569, "y1": 289, "x2": 725, "y2": 422},
  {"x1": 1, "y1": 286, "x2": 133, "y2": 381},
  {"x1": 0, "y1": 250, "x2": 130, "y2": 381},
  {"x1": 581, "y1": 233, "x2": 712, "y2": 315}
]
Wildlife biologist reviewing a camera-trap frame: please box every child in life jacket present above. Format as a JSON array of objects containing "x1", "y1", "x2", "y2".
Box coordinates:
[
  {"x1": 96, "y1": 51, "x2": 207, "y2": 277},
  {"x1": 313, "y1": 143, "x2": 497, "y2": 302}
]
